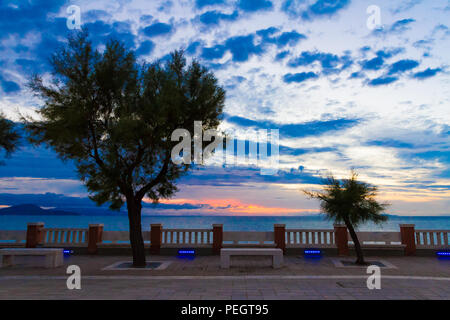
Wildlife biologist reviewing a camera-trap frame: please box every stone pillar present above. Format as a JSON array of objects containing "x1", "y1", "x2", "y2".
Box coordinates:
[
  {"x1": 88, "y1": 224, "x2": 104, "y2": 254},
  {"x1": 26, "y1": 222, "x2": 44, "y2": 248},
  {"x1": 150, "y1": 224, "x2": 162, "y2": 254},
  {"x1": 334, "y1": 224, "x2": 349, "y2": 256},
  {"x1": 274, "y1": 224, "x2": 286, "y2": 253},
  {"x1": 212, "y1": 224, "x2": 223, "y2": 255},
  {"x1": 400, "y1": 224, "x2": 416, "y2": 256}
]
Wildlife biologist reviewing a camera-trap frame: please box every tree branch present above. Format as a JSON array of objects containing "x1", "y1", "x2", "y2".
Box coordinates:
[{"x1": 135, "y1": 149, "x2": 171, "y2": 201}]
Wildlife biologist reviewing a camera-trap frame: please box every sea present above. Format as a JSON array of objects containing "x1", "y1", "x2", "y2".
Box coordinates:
[{"x1": 1, "y1": 215, "x2": 450, "y2": 231}]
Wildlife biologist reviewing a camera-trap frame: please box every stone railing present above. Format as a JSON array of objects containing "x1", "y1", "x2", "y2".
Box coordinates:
[
  {"x1": 162, "y1": 228, "x2": 213, "y2": 247},
  {"x1": 42, "y1": 228, "x2": 88, "y2": 247},
  {"x1": 1, "y1": 222, "x2": 448, "y2": 256},
  {"x1": 286, "y1": 229, "x2": 335, "y2": 248},
  {"x1": 415, "y1": 229, "x2": 449, "y2": 249}
]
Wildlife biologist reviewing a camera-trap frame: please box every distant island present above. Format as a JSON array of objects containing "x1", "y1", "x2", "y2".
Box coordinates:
[{"x1": 0, "y1": 204, "x2": 80, "y2": 216}]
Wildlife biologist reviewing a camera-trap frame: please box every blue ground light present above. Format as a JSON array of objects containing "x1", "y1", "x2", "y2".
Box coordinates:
[
  {"x1": 177, "y1": 249, "x2": 196, "y2": 260},
  {"x1": 63, "y1": 249, "x2": 74, "y2": 256},
  {"x1": 436, "y1": 251, "x2": 450, "y2": 260},
  {"x1": 302, "y1": 249, "x2": 323, "y2": 261}
]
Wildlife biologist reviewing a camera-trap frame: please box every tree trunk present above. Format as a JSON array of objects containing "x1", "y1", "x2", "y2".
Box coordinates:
[
  {"x1": 126, "y1": 197, "x2": 146, "y2": 268},
  {"x1": 344, "y1": 220, "x2": 366, "y2": 265}
]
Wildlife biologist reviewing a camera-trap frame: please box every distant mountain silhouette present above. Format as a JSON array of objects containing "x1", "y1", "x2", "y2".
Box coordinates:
[{"x1": 0, "y1": 204, "x2": 80, "y2": 216}]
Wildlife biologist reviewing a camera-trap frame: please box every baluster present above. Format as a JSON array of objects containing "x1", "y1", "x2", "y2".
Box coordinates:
[
  {"x1": 436, "y1": 232, "x2": 442, "y2": 246},
  {"x1": 56, "y1": 230, "x2": 60, "y2": 243},
  {"x1": 444, "y1": 232, "x2": 449, "y2": 246}
]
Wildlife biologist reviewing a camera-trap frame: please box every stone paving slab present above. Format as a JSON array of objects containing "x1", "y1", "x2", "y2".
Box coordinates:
[
  {"x1": 0, "y1": 255, "x2": 449, "y2": 277},
  {"x1": 0, "y1": 278, "x2": 449, "y2": 300},
  {"x1": 0, "y1": 255, "x2": 449, "y2": 299}
]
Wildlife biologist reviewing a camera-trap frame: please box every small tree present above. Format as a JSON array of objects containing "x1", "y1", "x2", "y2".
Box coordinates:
[
  {"x1": 304, "y1": 171, "x2": 389, "y2": 265},
  {"x1": 26, "y1": 31, "x2": 225, "y2": 267},
  {"x1": 0, "y1": 113, "x2": 20, "y2": 162}
]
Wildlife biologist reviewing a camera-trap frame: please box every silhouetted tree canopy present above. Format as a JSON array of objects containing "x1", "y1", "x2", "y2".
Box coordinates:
[
  {"x1": 304, "y1": 171, "x2": 389, "y2": 264},
  {"x1": 0, "y1": 113, "x2": 20, "y2": 158},
  {"x1": 26, "y1": 31, "x2": 225, "y2": 266}
]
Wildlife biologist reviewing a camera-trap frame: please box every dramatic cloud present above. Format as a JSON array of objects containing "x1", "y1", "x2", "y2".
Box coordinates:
[
  {"x1": 0, "y1": 0, "x2": 449, "y2": 216},
  {"x1": 258, "y1": 28, "x2": 307, "y2": 48},
  {"x1": 237, "y1": 0, "x2": 273, "y2": 12},
  {"x1": 198, "y1": 10, "x2": 239, "y2": 25},
  {"x1": 135, "y1": 40, "x2": 155, "y2": 56},
  {"x1": 283, "y1": 72, "x2": 319, "y2": 83},
  {"x1": 303, "y1": 0, "x2": 350, "y2": 19},
  {"x1": 388, "y1": 59, "x2": 420, "y2": 75},
  {"x1": 0, "y1": 76, "x2": 20, "y2": 93},
  {"x1": 225, "y1": 115, "x2": 360, "y2": 138},
  {"x1": 413, "y1": 67, "x2": 443, "y2": 79},
  {"x1": 195, "y1": 0, "x2": 227, "y2": 9},
  {"x1": 287, "y1": 50, "x2": 352, "y2": 75},
  {"x1": 368, "y1": 76, "x2": 399, "y2": 86},
  {"x1": 142, "y1": 22, "x2": 173, "y2": 37}
]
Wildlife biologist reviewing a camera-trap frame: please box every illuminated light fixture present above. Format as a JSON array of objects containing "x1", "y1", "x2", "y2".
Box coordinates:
[
  {"x1": 304, "y1": 249, "x2": 322, "y2": 255},
  {"x1": 178, "y1": 249, "x2": 195, "y2": 255},
  {"x1": 436, "y1": 251, "x2": 450, "y2": 257},
  {"x1": 63, "y1": 249, "x2": 74, "y2": 255}
]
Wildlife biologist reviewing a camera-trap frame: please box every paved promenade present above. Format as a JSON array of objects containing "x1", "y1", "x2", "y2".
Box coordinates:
[{"x1": 0, "y1": 255, "x2": 449, "y2": 299}]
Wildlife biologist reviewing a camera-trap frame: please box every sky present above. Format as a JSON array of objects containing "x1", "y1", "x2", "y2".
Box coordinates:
[{"x1": 0, "y1": 0, "x2": 449, "y2": 216}]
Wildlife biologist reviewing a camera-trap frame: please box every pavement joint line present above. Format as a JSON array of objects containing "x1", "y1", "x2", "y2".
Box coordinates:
[{"x1": 1, "y1": 275, "x2": 450, "y2": 281}]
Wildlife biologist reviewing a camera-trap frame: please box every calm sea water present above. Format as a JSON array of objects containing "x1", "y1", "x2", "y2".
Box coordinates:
[{"x1": 1, "y1": 215, "x2": 449, "y2": 231}]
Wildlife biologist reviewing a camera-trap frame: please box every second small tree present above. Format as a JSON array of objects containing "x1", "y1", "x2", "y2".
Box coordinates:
[{"x1": 304, "y1": 171, "x2": 389, "y2": 265}]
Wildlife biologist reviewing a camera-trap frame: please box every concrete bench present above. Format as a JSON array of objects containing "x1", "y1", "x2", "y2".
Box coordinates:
[
  {"x1": 0, "y1": 248, "x2": 63, "y2": 268},
  {"x1": 220, "y1": 248, "x2": 283, "y2": 269}
]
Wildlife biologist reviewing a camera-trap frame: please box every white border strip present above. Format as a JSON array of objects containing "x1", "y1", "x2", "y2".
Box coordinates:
[
  {"x1": 102, "y1": 261, "x2": 172, "y2": 271},
  {"x1": 1, "y1": 275, "x2": 450, "y2": 281},
  {"x1": 331, "y1": 258, "x2": 397, "y2": 269}
]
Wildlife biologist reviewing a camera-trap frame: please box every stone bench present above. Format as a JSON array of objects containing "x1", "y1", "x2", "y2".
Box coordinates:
[
  {"x1": 0, "y1": 248, "x2": 64, "y2": 268},
  {"x1": 220, "y1": 248, "x2": 283, "y2": 269}
]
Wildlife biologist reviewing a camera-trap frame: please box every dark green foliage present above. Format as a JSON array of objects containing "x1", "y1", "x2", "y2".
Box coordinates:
[
  {"x1": 0, "y1": 113, "x2": 20, "y2": 158},
  {"x1": 304, "y1": 171, "x2": 389, "y2": 264},
  {"x1": 25, "y1": 31, "x2": 225, "y2": 266},
  {"x1": 26, "y1": 31, "x2": 224, "y2": 209}
]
